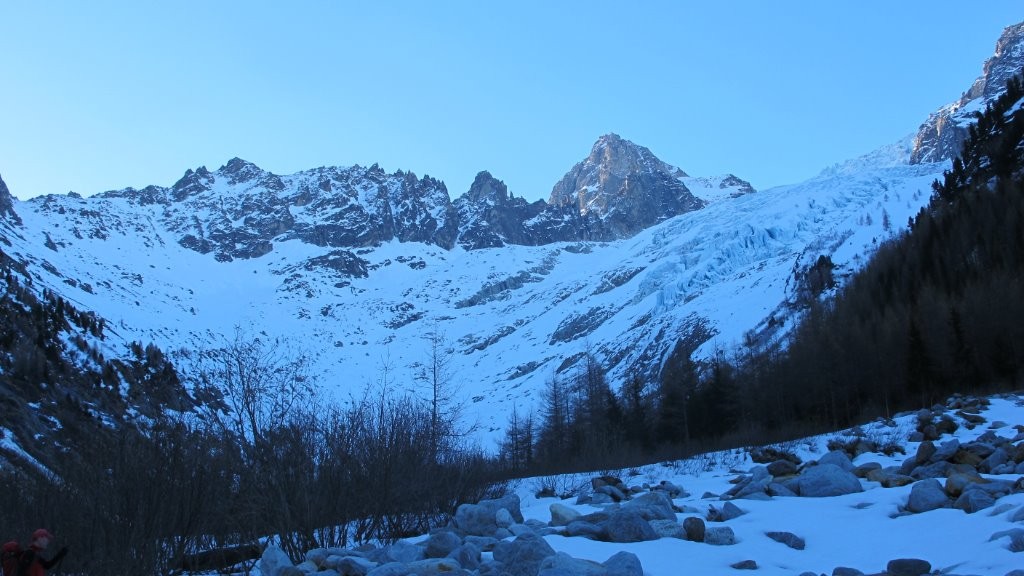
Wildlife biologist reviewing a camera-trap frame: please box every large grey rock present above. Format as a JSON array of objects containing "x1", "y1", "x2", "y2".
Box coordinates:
[
  {"x1": 649, "y1": 519, "x2": 685, "y2": 539},
  {"x1": 335, "y1": 556, "x2": 376, "y2": 576},
  {"x1": 491, "y1": 532, "x2": 556, "y2": 576},
  {"x1": 931, "y1": 439, "x2": 961, "y2": 462},
  {"x1": 652, "y1": 480, "x2": 686, "y2": 498},
  {"x1": 708, "y1": 501, "x2": 746, "y2": 522},
  {"x1": 623, "y1": 491, "x2": 676, "y2": 521},
  {"x1": 378, "y1": 541, "x2": 424, "y2": 564},
  {"x1": 260, "y1": 544, "x2": 293, "y2": 576},
  {"x1": 564, "y1": 521, "x2": 605, "y2": 540},
  {"x1": 990, "y1": 528, "x2": 1024, "y2": 551},
  {"x1": 765, "y1": 530, "x2": 805, "y2": 550},
  {"x1": 402, "y1": 558, "x2": 470, "y2": 576},
  {"x1": 549, "y1": 503, "x2": 581, "y2": 526},
  {"x1": 767, "y1": 482, "x2": 798, "y2": 497},
  {"x1": 767, "y1": 459, "x2": 799, "y2": 477},
  {"x1": 447, "y1": 543, "x2": 482, "y2": 571},
  {"x1": 953, "y1": 485, "x2": 997, "y2": 513},
  {"x1": 604, "y1": 509, "x2": 659, "y2": 543},
  {"x1": 728, "y1": 467, "x2": 773, "y2": 500},
  {"x1": 683, "y1": 516, "x2": 706, "y2": 542},
  {"x1": 537, "y1": 552, "x2": 604, "y2": 576},
  {"x1": 425, "y1": 530, "x2": 462, "y2": 559},
  {"x1": 796, "y1": 464, "x2": 864, "y2": 497},
  {"x1": 819, "y1": 450, "x2": 855, "y2": 472},
  {"x1": 910, "y1": 460, "x2": 951, "y2": 480},
  {"x1": 886, "y1": 558, "x2": 931, "y2": 576},
  {"x1": 602, "y1": 551, "x2": 643, "y2": 576},
  {"x1": 704, "y1": 526, "x2": 737, "y2": 546},
  {"x1": 981, "y1": 447, "x2": 1011, "y2": 473},
  {"x1": 907, "y1": 479, "x2": 949, "y2": 513},
  {"x1": 454, "y1": 494, "x2": 525, "y2": 537}
]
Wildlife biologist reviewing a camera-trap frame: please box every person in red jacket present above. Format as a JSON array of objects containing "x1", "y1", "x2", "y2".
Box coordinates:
[{"x1": 19, "y1": 529, "x2": 67, "y2": 576}]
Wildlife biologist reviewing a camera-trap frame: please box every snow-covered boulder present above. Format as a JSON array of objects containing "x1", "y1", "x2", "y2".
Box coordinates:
[{"x1": 794, "y1": 464, "x2": 864, "y2": 497}]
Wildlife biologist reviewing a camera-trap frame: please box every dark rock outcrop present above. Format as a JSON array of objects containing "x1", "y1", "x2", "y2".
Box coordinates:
[{"x1": 911, "y1": 22, "x2": 1024, "y2": 164}]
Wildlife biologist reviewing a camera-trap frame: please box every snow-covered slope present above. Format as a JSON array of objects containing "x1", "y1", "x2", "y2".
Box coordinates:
[{"x1": 0, "y1": 143, "x2": 944, "y2": 445}]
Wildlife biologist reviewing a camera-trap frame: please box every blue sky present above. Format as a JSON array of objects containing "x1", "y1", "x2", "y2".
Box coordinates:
[{"x1": 1, "y1": 2, "x2": 1021, "y2": 202}]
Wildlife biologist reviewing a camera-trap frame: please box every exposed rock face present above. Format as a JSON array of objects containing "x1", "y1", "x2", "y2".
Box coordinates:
[
  {"x1": 93, "y1": 134, "x2": 723, "y2": 260},
  {"x1": 911, "y1": 22, "x2": 1024, "y2": 164},
  {"x1": 101, "y1": 159, "x2": 459, "y2": 260},
  {"x1": 453, "y1": 171, "x2": 547, "y2": 249},
  {"x1": 547, "y1": 133, "x2": 705, "y2": 239},
  {"x1": 0, "y1": 173, "x2": 21, "y2": 225}
]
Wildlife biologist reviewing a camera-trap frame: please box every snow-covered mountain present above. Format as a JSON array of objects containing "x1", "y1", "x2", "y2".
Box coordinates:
[{"x1": 1, "y1": 22, "x2": 1021, "y2": 448}]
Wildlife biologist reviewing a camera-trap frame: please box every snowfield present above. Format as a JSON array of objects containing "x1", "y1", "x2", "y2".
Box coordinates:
[{"x1": 1, "y1": 139, "x2": 948, "y2": 448}]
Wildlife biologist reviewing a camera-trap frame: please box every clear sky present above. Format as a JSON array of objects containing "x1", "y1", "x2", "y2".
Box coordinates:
[{"x1": 1, "y1": 2, "x2": 1021, "y2": 202}]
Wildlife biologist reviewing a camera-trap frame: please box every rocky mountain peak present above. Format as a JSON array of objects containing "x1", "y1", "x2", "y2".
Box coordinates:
[
  {"x1": 911, "y1": 21, "x2": 1024, "y2": 164},
  {"x1": 464, "y1": 171, "x2": 511, "y2": 205},
  {"x1": 171, "y1": 165, "x2": 215, "y2": 200},
  {"x1": 545, "y1": 134, "x2": 704, "y2": 238}
]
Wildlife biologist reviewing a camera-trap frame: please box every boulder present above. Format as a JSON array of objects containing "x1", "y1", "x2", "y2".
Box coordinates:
[
  {"x1": 730, "y1": 470, "x2": 773, "y2": 500},
  {"x1": 549, "y1": 502, "x2": 581, "y2": 527},
  {"x1": 648, "y1": 519, "x2": 685, "y2": 539},
  {"x1": 886, "y1": 558, "x2": 931, "y2": 576},
  {"x1": 767, "y1": 482, "x2": 798, "y2": 497},
  {"x1": 623, "y1": 491, "x2": 677, "y2": 521},
  {"x1": 604, "y1": 509, "x2": 659, "y2": 543},
  {"x1": 454, "y1": 495, "x2": 524, "y2": 537},
  {"x1": 852, "y1": 462, "x2": 882, "y2": 478},
  {"x1": 980, "y1": 447, "x2": 1011, "y2": 473},
  {"x1": 831, "y1": 568, "x2": 865, "y2": 576},
  {"x1": 537, "y1": 552, "x2": 604, "y2": 576},
  {"x1": 260, "y1": 545, "x2": 293, "y2": 576},
  {"x1": 491, "y1": 532, "x2": 556, "y2": 576},
  {"x1": 765, "y1": 531, "x2": 805, "y2": 550},
  {"x1": 730, "y1": 560, "x2": 758, "y2": 570},
  {"x1": 910, "y1": 460, "x2": 952, "y2": 480},
  {"x1": 446, "y1": 543, "x2": 481, "y2": 571},
  {"x1": 931, "y1": 438, "x2": 961, "y2": 462},
  {"x1": 602, "y1": 551, "x2": 643, "y2": 576},
  {"x1": 953, "y1": 485, "x2": 997, "y2": 513},
  {"x1": 819, "y1": 450, "x2": 856, "y2": 472},
  {"x1": 767, "y1": 459, "x2": 799, "y2": 477},
  {"x1": 914, "y1": 441, "x2": 937, "y2": 465},
  {"x1": 945, "y1": 470, "x2": 987, "y2": 498},
  {"x1": 1009, "y1": 504, "x2": 1024, "y2": 522},
  {"x1": 463, "y1": 536, "x2": 499, "y2": 552},
  {"x1": 398, "y1": 558, "x2": 469, "y2": 576},
  {"x1": 989, "y1": 528, "x2": 1024, "y2": 552},
  {"x1": 652, "y1": 480, "x2": 687, "y2": 498},
  {"x1": 708, "y1": 501, "x2": 746, "y2": 522},
  {"x1": 564, "y1": 520, "x2": 604, "y2": 539},
  {"x1": 425, "y1": 530, "x2": 462, "y2": 559},
  {"x1": 379, "y1": 541, "x2": 424, "y2": 564},
  {"x1": 906, "y1": 479, "x2": 949, "y2": 513},
  {"x1": 335, "y1": 556, "x2": 375, "y2": 576},
  {"x1": 704, "y1": 526, "x2": 737, "y2": 546},
  {"x1": 683, "y1": 516, "x2": 706, "y2": 542},
  {"x1": 795, "y1": 464, "x2": 864, "y2": 497}
]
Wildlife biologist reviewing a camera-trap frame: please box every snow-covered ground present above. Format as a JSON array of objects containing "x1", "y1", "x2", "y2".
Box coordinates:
[
  {"x1": 262, "y1": 392, "x2": 1024, "y2": 576},
  {"x1": 509, "y1": 394, "x2": 1024, "y2": 576}
]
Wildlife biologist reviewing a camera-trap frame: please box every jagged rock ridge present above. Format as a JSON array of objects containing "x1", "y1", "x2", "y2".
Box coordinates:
[{"x1": 911, "y1": 22, "x2": 1024, "y2": 164}]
